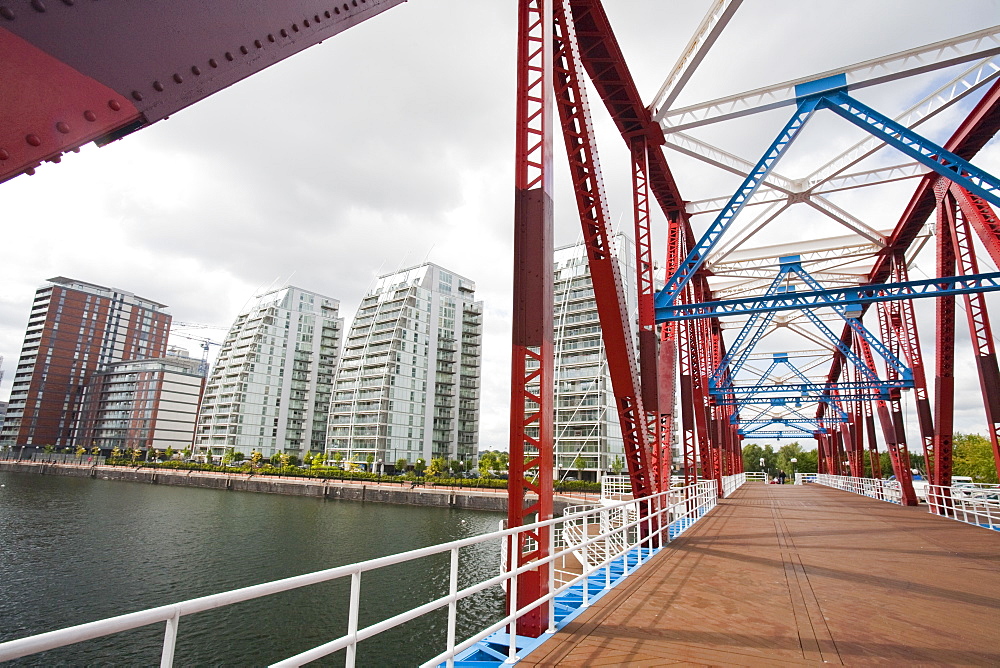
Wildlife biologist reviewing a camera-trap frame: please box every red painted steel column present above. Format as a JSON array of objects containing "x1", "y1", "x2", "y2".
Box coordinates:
[
  {"x1": 508, "y1": 0, "x2": 554, "y2": 638},
  {"x1": 932, "y1": 183, "x2": 957, "y2": 489},
  {"x1": 631, "y1": 133, "x2": 661, "y2": 491},
  {"x1": 855, "y1": 331, "x2": 918, "y2": 505},
  {"x1": 948, "y1": 185, "x2": 1000, "y2": 481},
  {"x1": 551, "y1": 0, "x2": 652, "y2": 499}
]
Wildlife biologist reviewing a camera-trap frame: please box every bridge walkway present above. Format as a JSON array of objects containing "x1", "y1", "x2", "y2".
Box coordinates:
[{"x1": 521, "y1": 482, "x2": 1000, "y2": 666}]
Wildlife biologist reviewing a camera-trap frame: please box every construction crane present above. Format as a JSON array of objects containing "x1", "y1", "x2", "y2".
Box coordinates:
[{"x1": 170, "y1": 323, "x2": 226, "y2": 377}]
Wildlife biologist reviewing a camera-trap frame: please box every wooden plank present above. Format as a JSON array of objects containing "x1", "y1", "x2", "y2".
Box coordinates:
[{"x1": 521, "y1": 482, "x2": 1000, "y2": 666}]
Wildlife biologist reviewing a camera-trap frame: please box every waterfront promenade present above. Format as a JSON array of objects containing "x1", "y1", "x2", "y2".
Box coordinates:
[
  {"x1": 0, "y1": 460, "x2": 594, "y2": 513},
  {"x1": 522, "y1": 483, "x2": 1000, "y2": 666}
]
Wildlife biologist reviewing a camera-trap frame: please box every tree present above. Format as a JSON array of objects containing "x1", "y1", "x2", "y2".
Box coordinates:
[
  {"x1": 164, "y1": 447, "x2": 175, "y2": 460},
  {"x1": 450, "y1": 459, "x2": 465, "y2": 476},
  {"x1": 478, "y1": 451, "x2": 497, "y2": 477},
  {"x1": 572, "y1": 455, "x2": 586, "y2": 479},
  {"x1": 395, "y1": 457, "x2": 409, "y2": 473},
  {"x1": 954, "y1": 432, "x2": 999, "y2": 483},
  {"x1": 427, "y1": 457, "x2": 448, "y2": 477},
  {"x1": 610, "y1": 455, "x2": 624, "y2": 475},
  {"x1": 232, "y1": 450, "x2": 245, "y2": 463},
  {"x1": 413, "y1": 458, "x2": 427, "y2": 476},
  {"x1": 111, "y1": 446, "x2": 121, "y2": 460},
  {"x1": 250, "y1": 451, "x2": 263, "y2": 468},
  {"x1": 269, "y1": 452, "x2": 283, "y2": 466},
  {"x1": 222, "y1": 448, "x2": 236, "y2": 465},
  {"x1": 742, "y1": 443, "x2": 778, "y2": 476},
  {"x1": 279, "y1": 453, "x2": 291, "y2": 468},
  {"x1": 333, "y1": 451, "x2": 344, "y2": 467},
  {"x1": 303, "y1": 451, "x2": 314, "y2": 466},
  {"x1": 75, "y1": 446, "x2": 86, "y2": 456}
]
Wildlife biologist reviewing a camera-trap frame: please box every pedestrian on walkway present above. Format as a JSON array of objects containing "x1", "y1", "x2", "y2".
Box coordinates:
[{"x1": 778, "y1": 469, "x2": 787, "y2": 485}]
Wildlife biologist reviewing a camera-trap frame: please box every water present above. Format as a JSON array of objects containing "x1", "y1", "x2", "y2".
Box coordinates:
[{"x1": 0, "y1": 471, "x2": 505, "y2": 666}]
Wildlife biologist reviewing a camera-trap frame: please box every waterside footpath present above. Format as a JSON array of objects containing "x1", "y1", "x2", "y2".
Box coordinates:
[{"x1": 0, "y1": 461, "x2": 589, "y2": 513}]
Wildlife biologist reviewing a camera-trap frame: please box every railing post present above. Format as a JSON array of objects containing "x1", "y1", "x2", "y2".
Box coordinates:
[
  {"x1": 446, "y1": 547, "x2": 459, "y2": 668},
  {"x1": 581, "y1": 512, "x2": 590, "y2": 608},
  {"x1": 346, "y1": 571, "x2": 362, "y2": 668},
  {"x1": 160, "y1": 608, "x2": 180, "y2": 668}
]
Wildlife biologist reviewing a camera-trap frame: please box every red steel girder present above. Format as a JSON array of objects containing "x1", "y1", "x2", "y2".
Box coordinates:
[
  {"x1": 932, "y1": 183, "x2": 958, "y2": 488},
  {"x1": 0, "y1": 0, "x2": 404, "y2": 184},
  {"x1": 948, "y1": 185, "x2": 1000, "y2": 481},
  {"x1": 508, "y1": 0, "x2": 554, "y2": 638},
  {"x1": 552, "y1": 0, "x2": 653, "y2": 499},
  {"x1": 854, "y1": 330, "x2": 918, "y2": 505}
]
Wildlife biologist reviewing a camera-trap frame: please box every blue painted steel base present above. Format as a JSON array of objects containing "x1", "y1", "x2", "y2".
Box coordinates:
[{"x1": 449, "y1": 515, "x2": 704, "y2": 666}]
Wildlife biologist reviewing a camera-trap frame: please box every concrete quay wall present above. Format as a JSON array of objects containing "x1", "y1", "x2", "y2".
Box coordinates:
[{"x1": 0, "y1": 461, "x2": 583, "y2": 514}]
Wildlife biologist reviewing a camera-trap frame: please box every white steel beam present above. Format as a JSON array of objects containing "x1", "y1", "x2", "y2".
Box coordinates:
[
  {"x1": 648, "y1": 0, "x2": 744, "y2": 113},
  {"x1": 804, "y1": 195, "x2": 886, "y2": 245},
  {"x1": 655, "y1": 26, "x2": 1000, "y2": 131}
]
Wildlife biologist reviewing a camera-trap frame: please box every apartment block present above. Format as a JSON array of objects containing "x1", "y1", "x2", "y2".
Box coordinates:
[
  {"x1": 327, "y1": 263, "x2": 482, "y2": 470},
  {"x1": 0, "y1": 277, "x2": 171, "y2": 448},
  {"x1": 551, "y1": 235, "x2": 640, "y2": 481},
  {"x1": 194, "y1": 286, "x2": 343, "y2": 460},
  {"x1": 75, "y1": 355, "x2": 204, "y2": 453}
]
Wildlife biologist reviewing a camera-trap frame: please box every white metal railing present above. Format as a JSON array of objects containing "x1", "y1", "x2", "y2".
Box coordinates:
[
  {"x1": 721, "y1": 472, "x2": 746, "y2": 496},
  {"x1": 814, "y1": 473, "x2": 902, "y2": 504},
  {"x1": 745, "y1": 471, "x2": 767, "y2": 483},
  {"x1": 925, "y1": 483, "x2": 1000, "y2": 531},
  {"x1": 794, "y1": 472, "x2": 818, "y2": 485},
  {"x1": 0, "y1": 481, "x2": 722, "y2": 668},
  {"x1": 600, "y1": 474, "x2": 632, "y2": 499}
]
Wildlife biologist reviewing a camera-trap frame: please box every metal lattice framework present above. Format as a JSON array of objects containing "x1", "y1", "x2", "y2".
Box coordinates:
[{"x1": 6, "y1": 0, "x2": 1000, "y2": 629}]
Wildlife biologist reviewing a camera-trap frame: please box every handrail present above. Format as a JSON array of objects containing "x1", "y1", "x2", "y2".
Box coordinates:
[
  {"x1": 814, "y1": 473, "x2": 902, "y2": 504},
  {"x1": 925, "y1": 483, "x2": 1000, "y2": 531},
  {"x1": 0, "y1": 481, "x2": 723, "y2": 667}
]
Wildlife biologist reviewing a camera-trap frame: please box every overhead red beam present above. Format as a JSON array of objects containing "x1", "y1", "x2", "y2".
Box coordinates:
[{"x1": 0, "y1": 0, "x2": 404, "y2": 183}]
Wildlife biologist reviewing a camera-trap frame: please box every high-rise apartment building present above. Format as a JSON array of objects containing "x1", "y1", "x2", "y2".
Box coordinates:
[
  {"x1": 551, "y1": 235, "x2": 642, "y2": 481},
  {"x1": 327, "y1": 263, "x2": 482, "y2": 470},
  {"x1": 75, "y1": 354, "x2": 204, "y2": 453},
  {"x1": 0, "y1": 277, "x2": 171, "y2": 448},
  {"x1": 194, "y1": 286, "x2": 343, "y2": 460}
]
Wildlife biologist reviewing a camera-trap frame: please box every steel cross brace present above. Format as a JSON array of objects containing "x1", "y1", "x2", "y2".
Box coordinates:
[{"x1": 657, "y1": 271, "x2": 1000, "y2": 321}]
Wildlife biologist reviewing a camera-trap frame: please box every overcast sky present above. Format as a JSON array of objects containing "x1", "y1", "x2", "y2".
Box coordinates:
[{"x1": 2, "y1": 1, "x2": 999, "y2": 450}]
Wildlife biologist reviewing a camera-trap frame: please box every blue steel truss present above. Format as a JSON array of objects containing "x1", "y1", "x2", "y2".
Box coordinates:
[
  {"x1": 657, "y1": 271, "x2": 1000, "y2": 322},
  {"x1": 658, "y1": 95, "x2": 822, "y2": 302},
  {"x1": 655, "y1": 78, "x2": 1000, "y2": 311}
]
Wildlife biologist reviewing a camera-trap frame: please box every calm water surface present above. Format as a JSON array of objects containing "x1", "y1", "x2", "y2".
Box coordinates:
[{"x1": 0, "y1": 471, "x2": 505, "y2": 666}]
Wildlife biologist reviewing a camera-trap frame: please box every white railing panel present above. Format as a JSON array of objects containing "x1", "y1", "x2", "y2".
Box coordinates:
[
  {"x1": 814, "y1": 474, "x2": 902, "y2": 504},
  {"x1": 0, "y1": 480, "x2": 723, "y2": 668},
  {"x1": 926, "y1": 484, "x2": 1000, "y2": 531}
]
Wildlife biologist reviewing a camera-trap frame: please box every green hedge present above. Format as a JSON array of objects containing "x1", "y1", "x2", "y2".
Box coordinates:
[{"x1": 104, "y1": 459, "x2": 603, "y2": 492}]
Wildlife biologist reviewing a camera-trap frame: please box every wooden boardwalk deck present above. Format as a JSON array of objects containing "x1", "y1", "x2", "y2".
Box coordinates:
[{"x1": 521, "y1": 482, "x2": 1000, "y2": 666}]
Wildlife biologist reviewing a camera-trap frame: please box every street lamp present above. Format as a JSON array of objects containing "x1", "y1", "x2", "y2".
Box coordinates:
[
  {"x1": 790, "y1": 457, "x2": 798, "y2": 484},
  {"x1": 759, "y1": 457, "x2": 765, "y2": 481}
]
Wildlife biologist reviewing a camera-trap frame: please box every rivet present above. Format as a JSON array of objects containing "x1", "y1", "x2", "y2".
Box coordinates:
[
  {"x1": 254, "y1": 39, "x2": 262, "y2": 48},
  {"x1": 334, "y1": 7, "x2": 340, "y2": 14},
  {"x1": 280, "y1": 29, "x2": 288, "y2": 37},
  {"x1": 26, "y1": 134, "x2": 41, "y2": 147},
  {"x1": 108, "y1": 99, "x2": 122, "y2": 111},
  {"x1": 303, "y1": 19, "x2": 310, "y2": 27},
  {"x1": 25, "y1": 167, "x2": 35, "y2": 176},
  {"x1": 191, "y1": 65, "x2": 201, "y2": 75},
  {"x1": 71, "y1": 147, "x2": 79, "y2": 153},
  {"x1": 345, "y1": 3, "x2": 351, "y2": 9},
  {"x1": 152, "y1": 80, "x2": 164, "y2": 92},
  {"x1": 83, "y1": 110, "x2": 97, "y2": 122},
  {"x1": 0, "y1": 149, "x2": 9, "y2": 161},
  {"x1": 31, "y1": 0, "x2": 45, "y2": 12},
  {"x1": 61, "y1": 0, "x2": 73, "y2": 5},
  {"x1": 239, "y1": 45, "x2": 248, "y2": 54},
  {"x1": 314, "y1": 14, "x2": 320, "y2": 22},
  {"x1": 172, "y1": 73, "x2": 183, "y2": 83},
  {"x1": 224, "y1": 51, "x2": 234, "y2": 61},
  {"x1": 292, "y1": 24, "x2": 299, "y2": 32},
  {"x1": 50, "y1": 155, "x2": 61, "y2": 163},
  {"x1": 0, "y1": 6, "x2": 14, "y2": 20},
  {"x1": 131, "y1": 90, "x2": 143, "y2": 101},
  {"x1": 267, "y1": 33, "x2": 275, "y2": 42},
  {"x1": 352, "y1": 1, "x2": 358, "y2": 6},
  {"x1": 208, "y1": 58, "x2": 218, "y2": 68},
  {"x1": 324, "y1": 10, "x2": 331, "y2": 18},
  {"x1": 55, "y1": 121, "x2": 70, "y2": 134}
]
